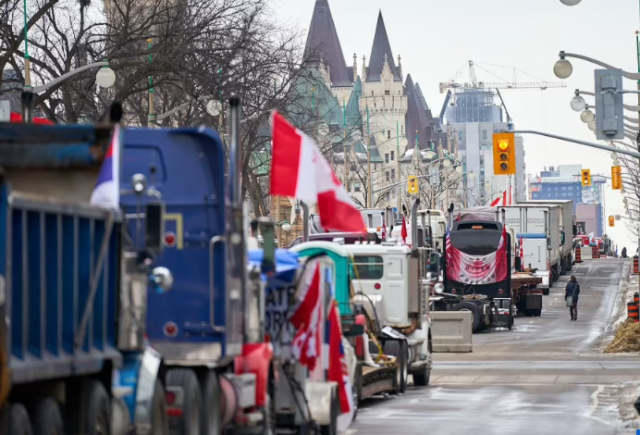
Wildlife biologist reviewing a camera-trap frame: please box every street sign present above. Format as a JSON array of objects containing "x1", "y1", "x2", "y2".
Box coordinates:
[{"x1": 0, "y1": 100, "x2": 9, "y2": 122}]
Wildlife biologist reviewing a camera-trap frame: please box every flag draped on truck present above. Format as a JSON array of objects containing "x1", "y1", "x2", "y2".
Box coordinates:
[
  {"x1": 289, "y1": 263, "x2": 323, "y2": 370},
  {"x1": 445, "y1": 225, "x2": 508, "y2": 285}
]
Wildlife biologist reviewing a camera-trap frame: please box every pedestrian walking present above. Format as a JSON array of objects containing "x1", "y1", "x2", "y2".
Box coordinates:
[
  {"x1": 622, "y1": 247, "x2": 628, "y2": 258},
  {"x1": 565, "y1": 276, "x2": 580, "y2": 321}
]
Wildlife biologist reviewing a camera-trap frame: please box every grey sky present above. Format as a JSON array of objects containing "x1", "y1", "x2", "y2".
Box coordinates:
[{"x1": 275, "y1": 0, "x2": 639, "y2": 248}]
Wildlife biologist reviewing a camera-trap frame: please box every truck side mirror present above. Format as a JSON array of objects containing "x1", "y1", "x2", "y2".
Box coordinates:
[
  {"x1": 258, "y1": 217, "x2": 276, "y2": 274},
  {"x1": 145, "y1": 202, "x2": 165, "y2": 254},
  {"x1": 416, "y1": 228, "x2": 425, "y2": 248}
]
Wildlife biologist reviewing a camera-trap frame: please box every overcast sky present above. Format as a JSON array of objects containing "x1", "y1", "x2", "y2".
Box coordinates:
[{"x1": 274, "y1": 0, "x2": 639, "y2": 249}]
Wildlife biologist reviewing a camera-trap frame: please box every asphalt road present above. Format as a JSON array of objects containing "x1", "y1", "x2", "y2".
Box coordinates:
[{"x1": 350, "y1": 259, "x2": 640, "y2": 435}]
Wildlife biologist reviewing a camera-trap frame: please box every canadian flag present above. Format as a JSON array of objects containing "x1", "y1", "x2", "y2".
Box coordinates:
[
  {"x1": 327, "y1": 302, "x2": 354, "y2": 430},
  {"x1": 289, "y1": 263, "x2": 322, "y2": 370},
  {"x1": 270, "y1": 112, "x2": 366, "y2": 233}
]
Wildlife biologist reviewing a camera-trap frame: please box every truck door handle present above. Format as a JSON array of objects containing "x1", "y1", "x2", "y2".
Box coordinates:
[{"x1": 209, "y1": 236, "x2": 226, "y2": 332}]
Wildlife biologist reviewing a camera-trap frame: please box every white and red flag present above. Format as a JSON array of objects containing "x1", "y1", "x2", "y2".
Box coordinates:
[
  {"x1": 327, "y1": 302, "x2": 354, "y2": 429},
  {"x1": 289, "y1": 263, "x2": 322, "y2": 370},
  {"x1": 270, "y1": 112, "x2": 366, "y2": 233}
]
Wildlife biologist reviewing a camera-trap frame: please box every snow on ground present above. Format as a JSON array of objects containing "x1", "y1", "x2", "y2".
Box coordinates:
[{"x1": 601, "y1": 261, "x2": 634, "y2": 350}]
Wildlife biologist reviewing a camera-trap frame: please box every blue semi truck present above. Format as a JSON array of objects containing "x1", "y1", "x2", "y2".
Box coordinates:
[
  {"x1": 0, "y1": 119, "x2": 173, "y2": 434},
  {"x1": 119, "y1": 97, "x2": 275, "y2": 434}
]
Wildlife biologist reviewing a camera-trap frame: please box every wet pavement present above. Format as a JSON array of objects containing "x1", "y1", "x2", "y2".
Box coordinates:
[{"x1": 350, "y1": 259, "x2": 640, "y2": 435}]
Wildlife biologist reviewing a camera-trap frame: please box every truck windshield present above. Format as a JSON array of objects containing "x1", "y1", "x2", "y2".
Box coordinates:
[
  {"x1": 449, "y1": 230, "x2": 502, "y2": 255},
  {"x1": 351, "y1": 255, "x2": 384, "y2": 279}
]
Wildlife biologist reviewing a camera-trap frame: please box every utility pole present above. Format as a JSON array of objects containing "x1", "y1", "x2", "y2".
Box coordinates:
[
  {"x1": 397, "y1": 121, "x2": 401, "y2": 214},
  {"x1": 367, "y1": 105, "x2": 372, "y2": 208}
]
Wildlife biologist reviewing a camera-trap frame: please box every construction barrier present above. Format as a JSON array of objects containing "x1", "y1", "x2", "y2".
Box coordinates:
[
  {"x1": 431, "y1": 311, "x2": 473, "y2": 353},
  {"x1": 634, "y1": 256, "x2": 639, "y2": 275},
  {"x1": 575, "y1": 247, "x2": 582, "y2": 263},
  {"x1": 628, "y1": 302, "x2": 639, "y2": 323},
  {"x1": 592, "y1": 246, "x2": 599, "y2": 259},
  {"x1": 580, "y1": 246, "x2": 593, "y2": 261},
  {"x1": 634, "y1": 293, "x2": 639, "y2": 305}
]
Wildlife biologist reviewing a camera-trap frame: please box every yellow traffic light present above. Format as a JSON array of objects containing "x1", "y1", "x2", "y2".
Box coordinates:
[
  {"x1": 492, "y1": 133, "x2": 516, "y2": 175},
  {"x1": 611, "y1": 166, "x2": 622, "y2": 190},
  {"x1": 581, "y1": 169, "x2": 591, "y2": 187},
  {"x1": 608, "y1": 215, "x2": 615, "y2": 227},
  {"x1": 407, "y1": 175, "x2": 419, "y2": 194}
]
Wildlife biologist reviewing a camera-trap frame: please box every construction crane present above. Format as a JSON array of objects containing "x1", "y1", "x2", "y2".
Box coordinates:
[
  {"x1": 439, "y1": 60, "x2": 567, "y2": 93},
  {"x1": 438, "y1": 60, "x2": 566, "y2": 124}
]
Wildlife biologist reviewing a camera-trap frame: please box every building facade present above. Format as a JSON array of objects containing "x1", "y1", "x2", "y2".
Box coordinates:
[
  {"x1": 528, "y1": 165, "x2": 606, "y2": 236},
  {"x1": 444, "y1": 89, "x2": 526, "y2": 207}
]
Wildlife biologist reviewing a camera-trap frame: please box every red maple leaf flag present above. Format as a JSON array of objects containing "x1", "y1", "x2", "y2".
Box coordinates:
[{"x1": 270, "y1": 111, "x2": 366, "y2": 233}]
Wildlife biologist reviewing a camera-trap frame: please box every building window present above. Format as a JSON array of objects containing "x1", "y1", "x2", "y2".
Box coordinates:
[
  {"x1": 350, "y1": 164, "x2": 356, "y2": 172},
  {"x1": 391, "y1": 168, "x2": 395, "y2": 180},
  {"x1": 385, "y1": 153, "x2": 389, "y2": 163},
  {"x1": 401, "y1": 125, "x2": 404, "y2": 136},
  {"x1": 387, "y1": 130, "x2": 391, "y2": 139},
  {"x1": 482, "y1": 130, "x2": 487, "y2": 140},
  {"x1": 385, "y1": 90, "x2": 390, "y2": 96},
  {"x1": 386, "y1": 171, "x2": 390, "y2": 181},
  {"x1": 354, "y1": 183, "x2": 361, "y2": 192},
  {"x1": 391, "y1": 151, "x2": 395, "y2": 161}
]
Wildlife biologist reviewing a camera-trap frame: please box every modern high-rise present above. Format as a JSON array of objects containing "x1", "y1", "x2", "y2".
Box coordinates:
[{"x1": 443, "y1": 88, "x2": 526, "y2": 207}]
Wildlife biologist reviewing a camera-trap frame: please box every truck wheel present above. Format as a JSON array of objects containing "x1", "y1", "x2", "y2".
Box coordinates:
[
  {"x1": 454, "y1": 302, "x2": 482, "y2": 332},
  {"x1": 384, "y1": 340, "x2": 408, "y2": 394},
  {"x1": 9, "y1": 404, "x2": 32, "y2": 435},
  {"x1": 82, "y1": 380, "x2": 111, "y2": 435},
  {"x1": 531, "y1": 309, "x2": 542, "y2": 317},
  {"x1": 151, "y1": 380, "x2": 169, "y2": 435},
  {"x1": 320, "y1": 387, "x2": 338, "y2": 435},
  {"x1": 111, "y1": 397, "x2": 130, "y2": 435},
  {"x1": 413, "y1": 339, "x2": 432, "y2": 387},
  {"x1": 542, "y1": 288, "x2": 550, "y2": 296},
  {"x1": 166, "y1": 369, "x2": 202, "y2": 435},
  {"x1": 31, "y1": 398, "x2": 63, "y2": 435},
  {"x1": 352, "y1": 363, "x2": 362, "y2": 422},
  {"x1": 201, "y1": 371, "x2": 221, "y2": 435}
]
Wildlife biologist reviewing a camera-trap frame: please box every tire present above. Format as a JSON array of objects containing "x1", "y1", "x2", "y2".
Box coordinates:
[
  {"x1": 384, "y1": 340, "x2": 408, "y2": 394},
  {"x1": 9, "y1": 404, "x2": 32, "y2": 435},
  {"x1": 352, "y1": 363, "x2": 362, "y2": 422},
  {"x1": 83, "y1": 380, "x2": 111, "y2": 435},
  {"x1": 531, "y1": 309, "x2": 542, "y2": 317},
  {"x1": 166, "y1": 369, "x2": 202, "y2": 435},
  {"x1": 542, "y1": 288, "x2": 550, "y2": 296},
  {"x1": 201, "y1": 371, "x2": 221, "y2": 435},
  {"x1": 151, "y1": 380, "x2": 169, "y2": 435},
  {"x1": 31, "y1": 398, "x2": 63, "y2": 435},
  {"x1": 413, "y1": 339, "x2": 431, "y2": 387},
  {"x1": 454, "y1": 302, "x2": 482, "y2": 332},
  {"x1": 320, "y1": 387, "x2": 338, "y2": 435}
]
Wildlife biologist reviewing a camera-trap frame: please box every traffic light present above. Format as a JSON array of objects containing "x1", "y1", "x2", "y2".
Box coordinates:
[
  {"x1": 608, "y1": 215, "x2": 615, "y2": 227},
  {"x1": 407, "y1": 175, "x2": 419, "y2": 194},
  {"x1": 492, "y1": 133, "x2": 516, "y2": 175},
  {"x1": 611, "y1": 165, "x2": 622, "y2": 190},
  {"x1": 595, "y1": 69, "x2": 624, "y2": 140},
  {"x1": 581, "y1": 169, "x2": 591, "y2": 187}
]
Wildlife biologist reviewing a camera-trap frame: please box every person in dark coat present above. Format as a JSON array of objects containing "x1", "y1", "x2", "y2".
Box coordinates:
[
  {"x1": 565, "y1": 276, "x2": 581, "y2": 321},
  {"x1": 622, "y1": 247, "x2": 628, "y2": 258}
]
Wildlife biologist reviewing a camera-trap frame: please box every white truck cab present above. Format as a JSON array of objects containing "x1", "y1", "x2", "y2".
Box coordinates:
[{"x1": 341, "y1": 244, "x2": 433, "y2": 387}]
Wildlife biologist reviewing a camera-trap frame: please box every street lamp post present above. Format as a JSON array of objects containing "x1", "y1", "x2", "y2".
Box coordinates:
[{"x1": 21, "y1": 61, "x2": 116, "y2": 123}]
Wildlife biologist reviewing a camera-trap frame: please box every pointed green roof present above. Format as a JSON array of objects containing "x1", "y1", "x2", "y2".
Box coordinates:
[{"x1": 345, "y1": 76, "x2": 363, "y2": 129}]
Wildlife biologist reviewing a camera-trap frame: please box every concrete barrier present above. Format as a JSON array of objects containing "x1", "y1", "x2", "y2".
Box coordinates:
[
  {"x1": 431, "y1": 311, "x2": 473, "y2": 353},
  {"x1": 580, "y1": 246, "x2": 593, "y2": 260}
]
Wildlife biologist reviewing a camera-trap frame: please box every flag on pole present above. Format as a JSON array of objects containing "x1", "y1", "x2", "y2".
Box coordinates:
[
  {"x1": 270, "y1": 112, "x2": 366, "y2": 233},
  {"x1": 289, "y1": 263, "x2": 322, "y2": 370},
  {"x1": 382, "y1": 221, "x2": 387, "y2": 241},
  {"x1": 401, "y1": 214, "x2": 408, "y2": 243},
  {"x1": 490, "y1": 195, "x2": 501, "y2": 207},
  {"x1": 90, "y1": 125, "x2": 121, "y2": 209}
]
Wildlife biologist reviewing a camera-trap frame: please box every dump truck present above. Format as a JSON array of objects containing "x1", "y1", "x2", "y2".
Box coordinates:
[{"x1": 0, "y1": 118, "x2": 173, "y2": 435}]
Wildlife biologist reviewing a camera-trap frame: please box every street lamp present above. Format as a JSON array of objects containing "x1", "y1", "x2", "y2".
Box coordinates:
[
  {"x1": 580, "y1": 109, "x2": 595, "y2": 123},
  {"x1": 571, "y1": 94, "x2": 586, "y2": 112},
  {"x1": 553, "y1": 57, "x2": 573, "y2": 79},
  {"x1": 588, "y1": 120, "x2": 596, "y2": 132},
  {"x1": 559, "y1": 0, "x2": 582, "y2": 5},
  {"x1": 95, "y1": 64, "x2": 116, "y2": 89}
]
